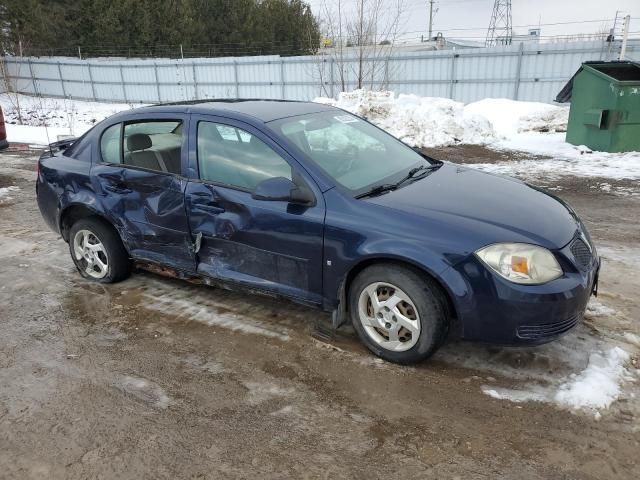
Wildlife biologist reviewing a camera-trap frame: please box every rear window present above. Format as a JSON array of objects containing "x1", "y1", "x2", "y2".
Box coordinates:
[
  {"x1": 63, "y1": 131, "x2": 92, "y2": 161},
  {"x1": 100, "y1": 123, "x2": 122, "y2": 164}
]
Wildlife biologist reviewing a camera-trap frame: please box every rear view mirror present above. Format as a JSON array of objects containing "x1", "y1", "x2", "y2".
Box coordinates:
[{"x1": 252, "y1": 177, "x2": 314, "y2": 205}]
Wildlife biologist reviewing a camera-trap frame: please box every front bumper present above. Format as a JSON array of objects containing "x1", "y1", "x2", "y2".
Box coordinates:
[{"x1": 442, "y1": 238, "x2": 600, "y2": 345}]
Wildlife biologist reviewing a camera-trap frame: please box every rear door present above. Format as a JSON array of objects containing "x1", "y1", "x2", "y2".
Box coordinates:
[
  {"x1": 92, "y1": 114, "x2": 196, "y2": 273},
  {"x1": 184, "y1": 115, "x2": 325, "y2": 304}
]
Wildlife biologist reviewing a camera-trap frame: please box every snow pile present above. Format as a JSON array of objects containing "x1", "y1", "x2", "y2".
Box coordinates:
[
  {"x1": 459, "y1": 98, "x2": 639, "y2": 181},
  {"x1": 1, "y1": 93, "x2": 135, "y2": 145},
  {"x1": 464, "y1": 98, "x2": 568, "y2": 136},
  {"x1": 482, "y1": 347, "x2": 633, "y2": 414},
  {"x1": 315, "y1": 89, "x2": 497, "y2": 148}
]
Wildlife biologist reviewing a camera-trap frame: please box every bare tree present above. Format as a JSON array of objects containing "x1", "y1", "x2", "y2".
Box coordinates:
[{"x1": 316, "y1": 0, "x2": 405, "y2": 95}]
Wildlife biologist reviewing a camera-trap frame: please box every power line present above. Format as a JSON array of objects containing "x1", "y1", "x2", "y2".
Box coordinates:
[{"x1": 20, "y1": 31, "x2": 640, "y2": 59}]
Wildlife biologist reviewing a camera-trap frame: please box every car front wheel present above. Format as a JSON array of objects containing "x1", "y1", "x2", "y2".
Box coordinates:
[
  {"x1": 349, "y1": 264, "x2": 448, "y2": 364},
  {"x1": 68, "y1": 217, "x2": 130, "y2": 283}
]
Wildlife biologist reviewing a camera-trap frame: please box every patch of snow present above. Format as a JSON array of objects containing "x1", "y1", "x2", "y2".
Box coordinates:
[
  {"x1": 598, "y1": 245, "x2": 640, "y2": 268},
  {"x1": 585, "y1": 299, "x2": 617, "y2": 318},
  {"x1": 0, "y1": 235, "x2": 36, "y2": 259},
  {"x1": 624, "y1": 333, "x2": 640, "y2": 347},
  {"x1": 0, "y1": 185, "x2": 19, "y2": 201},
  {"x1": 119, "y1": 375, "x2": 171, "y2": 409},
  {"x1": 243, "y1": 381, "x2": 295, "y2": 405},
  {"x1": 471, "y1": 133, "x2": 640, "y2": 181},
  {"x1": 1, "y1": 93, "x2": 137, "y2": 145},
  {"x1": 482, "y1": 347, "x2": 633, "y2": 413},
  {"x1": 555, "y1": 347, "x2": 632, "y2": 410},
  {"x1": 141, "y1": 282, "x2": 291, "y2": 341}
]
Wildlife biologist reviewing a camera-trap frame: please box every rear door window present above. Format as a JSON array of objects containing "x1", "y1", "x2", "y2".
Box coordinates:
[{"x1": 121, "y1": 121, "x2": 183, "y2": 175}]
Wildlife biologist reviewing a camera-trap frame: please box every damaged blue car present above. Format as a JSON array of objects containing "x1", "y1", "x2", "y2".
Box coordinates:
[{"x1": 36, "y1": 100, "x2": 600, "y2": 363}]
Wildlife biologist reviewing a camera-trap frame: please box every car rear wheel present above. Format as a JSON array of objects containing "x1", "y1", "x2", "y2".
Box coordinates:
[
  {"x1": 349, "y1": 264, "x2": 448, "y2": 364},
  {"x1": 68, "y1": 218, "x2": 130, "y2": 283}
]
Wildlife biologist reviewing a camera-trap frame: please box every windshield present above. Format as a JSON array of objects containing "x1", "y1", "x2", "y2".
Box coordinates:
[{"x1": 272, "y1": 111, "x2": 430, "y2": 194}]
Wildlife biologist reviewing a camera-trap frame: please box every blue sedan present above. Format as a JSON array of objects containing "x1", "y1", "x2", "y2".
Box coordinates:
[{"x1": 36, "y1": 100, "x2": 600, "y2": 363}]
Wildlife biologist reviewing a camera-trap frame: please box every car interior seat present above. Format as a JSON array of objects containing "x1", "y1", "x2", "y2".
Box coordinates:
[{"x1": 125, "y1": 133, "x2": 168, "y2": 172}]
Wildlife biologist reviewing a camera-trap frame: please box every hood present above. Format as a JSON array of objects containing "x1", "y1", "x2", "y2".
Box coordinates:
[{"x1": 366, "y1": 163, "x2": 579, "y2": 250}]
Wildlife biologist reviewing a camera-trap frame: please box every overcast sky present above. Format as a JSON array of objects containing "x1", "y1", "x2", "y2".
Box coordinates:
[{"x1": 307, "y1": 0, "x2": 640, "y2": 43}]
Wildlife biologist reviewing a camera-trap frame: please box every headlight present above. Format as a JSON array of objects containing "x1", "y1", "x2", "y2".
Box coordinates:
[{"x1": 475, "y1": 243, "x2": 563, "y2": 285}]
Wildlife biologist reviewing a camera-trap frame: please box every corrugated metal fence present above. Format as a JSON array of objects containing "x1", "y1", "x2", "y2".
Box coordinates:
[{"x1": 3, "y1": 39, "x2": 638, "y2": 105}]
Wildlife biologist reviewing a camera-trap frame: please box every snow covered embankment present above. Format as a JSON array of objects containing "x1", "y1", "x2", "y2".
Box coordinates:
[{"x1": 0, "y1": 93, "x2": 135, "y2": 145}]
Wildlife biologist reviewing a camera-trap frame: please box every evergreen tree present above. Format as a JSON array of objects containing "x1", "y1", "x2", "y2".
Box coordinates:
[{"x1": 0, "y1": 0, "x2": 320, "y2": 57}]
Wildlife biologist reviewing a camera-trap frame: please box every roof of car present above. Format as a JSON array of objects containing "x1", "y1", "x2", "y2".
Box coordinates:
[{"x1": 135, "y1": 99, "x2": 338, "y2": 122}]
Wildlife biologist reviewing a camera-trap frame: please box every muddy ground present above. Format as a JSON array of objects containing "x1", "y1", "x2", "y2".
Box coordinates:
[{"x1": 0, "y1": 146, "x2": 639, "y2": 479}]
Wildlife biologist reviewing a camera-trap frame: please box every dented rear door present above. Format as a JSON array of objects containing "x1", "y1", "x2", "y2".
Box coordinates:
[{"x1": 92, "y1": 113, "x2": 196, "y2": 273}]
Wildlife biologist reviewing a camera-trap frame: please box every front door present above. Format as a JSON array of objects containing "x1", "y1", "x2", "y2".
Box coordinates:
[
  {"x1": 184, "y1": 115, "x2": 325, "y2": 304},
  {"x1": 92, "y1": 115, "x2": 195, "y2": 273}
]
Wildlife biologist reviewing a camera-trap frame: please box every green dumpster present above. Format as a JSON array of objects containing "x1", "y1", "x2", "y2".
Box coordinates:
[{"x1": 555, "y1": 61, "x2": 640, "y2": 153}]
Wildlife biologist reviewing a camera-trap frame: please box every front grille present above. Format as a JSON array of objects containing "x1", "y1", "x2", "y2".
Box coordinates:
[
  {"x1": 570, "y1": 237, "x2": 592, "y2": 270},
  {"x1": 516, "y1": 314, "x2": 580, "y2": 340}
]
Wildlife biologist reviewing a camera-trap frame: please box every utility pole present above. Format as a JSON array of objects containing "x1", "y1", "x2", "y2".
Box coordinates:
[
  {"x1": 428, "y1": 0, "x2": 435, "y2": 41},
  {"x1": 607, "y1": 11, "x2": 620, "y2": 59},
  {"x1": 619, "y1": 15, "x2": 631, "y2": 60},
  {"x1": 486, "y1": 0, "x2": 513, "y2": 46}
]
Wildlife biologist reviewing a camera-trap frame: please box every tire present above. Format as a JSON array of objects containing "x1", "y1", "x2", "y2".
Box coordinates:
[
  {"x1": 349, "y1": 264, "x2": 448, "y2": 364},
  {"x1": 68, "y1": 217, "x2": 130, "y2": 283}
]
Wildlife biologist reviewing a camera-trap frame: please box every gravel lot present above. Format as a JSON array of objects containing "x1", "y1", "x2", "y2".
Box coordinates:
[{"x1": 1, "y1": 146, "x2": 639, "y2": 479}]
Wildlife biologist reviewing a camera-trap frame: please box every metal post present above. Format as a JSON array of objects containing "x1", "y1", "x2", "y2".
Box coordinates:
[
  {"x1": 86, "y1": 63, "x2": 97, "y2": 101},
  {"x1": 233, "y1": 59, "x2": 239, "y2": 98},
  {"x1": 428, "y1": 0, "x2": 435, "y2": 40},
  {"x1": 192, "y1": 61, "x2": 198, "y2": 99},
  {"x1": 608, "y1": 11, "x2": 620, "y2": 60},
  {"x1": 619, "y1": 15, "x2": 631, "y2": 60},
  {"x1": 57, "y1": 61, "x2": 67, "y2": 98},
  {"x1": 154, "y1": 63, "x2": 161, "y2": 102},
  {"x1": 78, "y1": 46, "x2": 82, "y2": 60},
  {"x1": 119, "y1": 64, "x2": 128, "y2": 103},
  {"x1": 513, "y1": 41, "x2": 524, "y2": 100},
  {"x1": 280, "y1": 59, "x2": 286, "y2": 99},
  {"x1": 449, "y1": 52, "x2": 457, "y2": 99},
  {"x1": 384, "y1": 56, "x2": 390, "y2": 90},
  {"x1": 27, "y1": 58, "x2": 37, "y2": 95},
  {"x1": 329, "y1": 57, "x2": 335, "y2": 98}
]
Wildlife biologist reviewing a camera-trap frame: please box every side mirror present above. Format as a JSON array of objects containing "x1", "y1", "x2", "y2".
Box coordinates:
[{"x1": 251, "y1": 177, "x2": 314, "y2": 205}]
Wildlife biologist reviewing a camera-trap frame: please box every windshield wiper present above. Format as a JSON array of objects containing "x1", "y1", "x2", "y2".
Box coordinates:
[{"x1": 355, "y1": 162, "x2": 442, "y2": 199}]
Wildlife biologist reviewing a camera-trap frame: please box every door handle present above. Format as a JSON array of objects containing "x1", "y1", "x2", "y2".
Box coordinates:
[
  {"x1": 196, "y1": 204, "x2": 225, "y2": 214},
  {"x1": 104, "y1": 183, "x2": 132, "y2": 194}
]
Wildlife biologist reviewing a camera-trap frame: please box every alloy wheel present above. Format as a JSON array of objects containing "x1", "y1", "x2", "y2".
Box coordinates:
[
  {"x1": 357, "y1": 282, "x2": 421, "y2": 352},
  {"x1": 72, "y1": 229, "x2": 109, "y2": 279}
]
